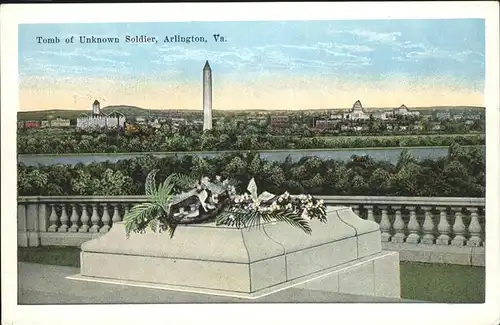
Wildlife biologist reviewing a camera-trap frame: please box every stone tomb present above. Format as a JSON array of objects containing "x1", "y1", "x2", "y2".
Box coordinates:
[{"x1": 70, "y1": 206, "x2": 401, "y2": 300}]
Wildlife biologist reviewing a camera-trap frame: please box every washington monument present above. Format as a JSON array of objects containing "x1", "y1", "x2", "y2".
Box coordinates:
[{"x1": 203, "y1": 61, "x2": 213, "y2": 131}]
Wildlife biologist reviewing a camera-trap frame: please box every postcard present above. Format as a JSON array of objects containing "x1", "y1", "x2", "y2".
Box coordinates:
[{"x1": 1, "y1": 2, "x2": 499, "y2": 325}]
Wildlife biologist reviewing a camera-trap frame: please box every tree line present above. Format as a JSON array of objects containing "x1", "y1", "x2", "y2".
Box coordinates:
[
  {"x1": 18, "y1": 144, "x2": 485, "y2": 198},
  {"x1": 17, "y1": 121, "x2": 485, "y2": 154}
]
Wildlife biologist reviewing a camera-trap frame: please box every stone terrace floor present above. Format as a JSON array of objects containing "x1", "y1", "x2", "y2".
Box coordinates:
[{"x1": 18, "y1": 262, "x2": 420, "y2": 304}]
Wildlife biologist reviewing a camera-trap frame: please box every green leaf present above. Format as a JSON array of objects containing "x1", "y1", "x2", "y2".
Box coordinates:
[
  {"x1": 172, "y1": 173, "x2": 198, "y2": 190},
  {"x1": 145, "y1": 169, "x2": 160, "y2": 198},
  {"x1": 123, "y1": 202, "x2": 162, "y2": 236},
  {"x1": 270, "y1": 211, "x2": 312, "y2": 234}
]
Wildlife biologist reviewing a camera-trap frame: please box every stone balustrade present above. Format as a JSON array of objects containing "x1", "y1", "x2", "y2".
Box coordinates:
[{"x1": 17, "y1": 195, "x2": 485, "y2": 266}]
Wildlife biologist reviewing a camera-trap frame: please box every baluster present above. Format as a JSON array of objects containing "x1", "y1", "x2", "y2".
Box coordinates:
[
  {"x1": 421, "y1": 206, "x2": 435, "y2": 245},
  {"x1": 89, "y1": 204, "x2": 101, "y2": 233},
  {"x1": 466, "y1": 207, "x2": 482, "y2": 247},
  {"x1": 112, "y1": 203, "x2": 121, "y2": 225},
  {"x1": 391, "y1": 205, "x2": 406, "y2": 243},
  {"x1": 47, "y1": 204, "x2": 59, "y2": 232},
  {"x1": 100, "y1": 204, "x2": 111, "y2": 233},
  {"x1": 57, "y1": 204, "x2": 69, "y2": 232},
  {"x1": 451, "y1": 207, "x2": 466, "y2": 246},
  {"x1": 379, "y1": 205, "x2": 391, "y2": 242},
  {"x1": 365, "y1": 205, "x2": 375, "y2": 222},
  {"x1": 436, "y1": 207, "x2": 451, "y2": 245},
  {"x1": 406, "y1": 206, "x2": 420, "y2": 244},
  {"x1": 78, "y1": 203, "x2": 90, "y2": 233},
  {"x1": 69, "y1": 204, "x2": 80, "y2": 232},
  {"x1": 351, "y1": 205, "x2": 360, "y2": 216}
]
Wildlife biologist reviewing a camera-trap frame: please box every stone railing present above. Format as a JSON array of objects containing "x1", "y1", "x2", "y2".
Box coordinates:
[{"x1": 17, "y1": 195, "x2": 485, "y2": 266}]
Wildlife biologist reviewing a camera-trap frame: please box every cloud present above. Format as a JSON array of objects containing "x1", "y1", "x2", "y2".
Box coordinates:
[
  {"x1": 330, "y1": 28, "x2": 483, "y2": 65},
  {"x1": 19, "y1": 56, "x2": 129, "y2": 77},
  {"x1": 392, "y1": 43, "x2": 479, "y2": 63},
  {"x1": 29, "y1": 48, "x2": 129, "y2": 64},
  {"x1": 154, "y1": 42, "x2": 372, "y2": 74},
  {"x1": 330, "y1": 29, "x2": 402, "y2": 45},
  {"x1": 19, "y1": 47, "x2": 132, "y2": 76}
]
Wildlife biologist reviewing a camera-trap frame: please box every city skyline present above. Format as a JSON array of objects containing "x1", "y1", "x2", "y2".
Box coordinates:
[{"x1": 19, "y1": 19, "x2": 485, "y2": 111}]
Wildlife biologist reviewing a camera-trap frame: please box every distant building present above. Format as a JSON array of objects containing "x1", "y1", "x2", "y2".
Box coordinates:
[
  {"x1": 92, "y1": 99, "x2": 101, "y2": 116},
  {"x1": 436, "y1": 112, "x2": 451, "y2": 119},
  {"x1": 41, "y1": 120, "x2": 50, "y2": 128},
  {"x1": 50, "y1": 118, "x2": 71, "y2": 128},
  {"x1": 330, "y1": 112, "x2": 343, "y2": 120},
  {"x1": 135, "y1": 116, "x2": 147, "y2": 124},
  {"x1": 24, "y1": 121, "x2": 41, "y2": 129},
  {"x1": 342, "y1": 100, "x2": 394, "y2": 121},
  {"x1": 314, "y1": 118, "x2": 340, "y2": 129},
  {"x1": 314, "y1": 119, "x2": 327, "y2": 129},
  {"x1": 77, "y1": 100, "x2": 126, "y2": 129},
  {"x1": 171, "y1": 118, "x2": 187, "y2": 125},
  {"x1": 343, "y1": 100, "x2": 371, "y2": 120},
  {"x1": 270, "y1": 115, "x2": 289, "y2": 127},
  {"x1": 393, "y1": 105, "x2": 420, "y2": 117}
]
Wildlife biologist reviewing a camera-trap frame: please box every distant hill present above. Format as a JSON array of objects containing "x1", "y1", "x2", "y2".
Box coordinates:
[
  {"x1": 17, "y1": 105, "x2": 485, "y2": 121},
  {"x1": 101, "y1": 105, "x2": 157, "y2": 117},
  {"x1": 17, "y1": 109, "x2": 86, "y2": 121}
]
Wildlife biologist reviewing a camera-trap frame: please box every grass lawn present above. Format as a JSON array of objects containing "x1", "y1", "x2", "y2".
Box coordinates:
[{"x1": 18, "y1": 246, "x2": 485, "y2": 303}]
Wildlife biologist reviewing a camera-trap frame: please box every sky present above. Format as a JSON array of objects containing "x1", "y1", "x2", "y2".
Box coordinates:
[{"x1": 18, "y1": 19, "x2": 485, "y2": 111}]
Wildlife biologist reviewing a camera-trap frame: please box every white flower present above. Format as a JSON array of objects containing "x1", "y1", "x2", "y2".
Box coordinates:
[
  {"x1": 228, "y1": 214, "x2": 235, "y2": 220},
  {"x1": 201, "y1": 177, "x2": 210, "y2": 184},
  {"x1": 318, "y1": 199, "x2": 324, "y2": 206},
  {"x1": 301, "y1": 211, "x2": 310, "y2": 220},
  {"x1": 215, "y1": 175, "x2": 222, "y2": 182},
  {"x1": 286, "y1": 203, "x2": 292, "y2": 210}
]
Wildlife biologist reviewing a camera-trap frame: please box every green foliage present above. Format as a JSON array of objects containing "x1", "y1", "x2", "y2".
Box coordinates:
[
  {"x1": 17, "y1": 145, "x2": 485, "y2": 198},
  {"x1": 123, "y1": 171, "x2": 327, "y2": 238},
  {"x1": 17, "y1": 124, "x2": 485, "y2": 154},
  {"x1": 123, "y1": 169, "x2": 177, "y2": 238}
]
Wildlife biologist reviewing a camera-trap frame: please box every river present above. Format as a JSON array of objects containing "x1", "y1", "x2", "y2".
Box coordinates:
[{"x1": 17, "y1": 146, "x2": 485, "y2": 166}]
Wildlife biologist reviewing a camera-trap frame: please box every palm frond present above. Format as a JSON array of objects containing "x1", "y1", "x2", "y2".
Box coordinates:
[
  {"x1": 216, "y1": 207, "x2": 262, "y2": 231},
  {"x1": 123, "y1": 202, "x2": 163, "y2": 236},
  {"x1": 149, "y1": 173, "x2": 176, "y2": 213},
  {"x1": 167, "y1": 221, "x2": 178, "y2": 238},
  {"x1": 172, "y1": 173, "x2": 198, "y2": 191},
  {"x1": 145, "y1": 169, "x2": 160, "y2": 198},
  {"x1": 271, "y1": 211, "x2": 312, "y2": 234}
]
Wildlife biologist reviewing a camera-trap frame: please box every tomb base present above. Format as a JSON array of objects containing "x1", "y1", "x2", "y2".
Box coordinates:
[{"x1": 71, "y1": 206, "x2": 401, "y2": 299}]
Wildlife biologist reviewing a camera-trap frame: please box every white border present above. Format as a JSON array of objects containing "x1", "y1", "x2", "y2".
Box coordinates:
[{"x1": 2, "y1": 2, "x2": 499, "y2": 325}]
